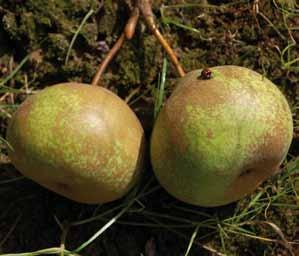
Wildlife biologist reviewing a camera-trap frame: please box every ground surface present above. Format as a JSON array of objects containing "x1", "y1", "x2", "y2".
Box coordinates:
[{"x1": 0, "y1": 0, "x2": 299, "y2": 255}]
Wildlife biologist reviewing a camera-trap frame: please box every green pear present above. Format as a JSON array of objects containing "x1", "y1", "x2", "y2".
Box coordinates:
[
  {"x1": 7, "y1": 83, "x2": 145, "y2": 204},
  {"x1": 151, "y1": 66, "x2": 293, "y2": 207}
]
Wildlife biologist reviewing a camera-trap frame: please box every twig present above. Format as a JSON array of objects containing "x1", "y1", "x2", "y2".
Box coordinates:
[
  {"x1": 139, "y1": 0, "x2": 186, "y2": 77},
  {"x1": 92, "y1": 0, "x2": 186, "y2": 85},
  {"x1": 91, "y1": 33, "x2": 126, "y2": 86},
  {"x1": 125, "y1": 7, "x2": 140, "y2": 39}
]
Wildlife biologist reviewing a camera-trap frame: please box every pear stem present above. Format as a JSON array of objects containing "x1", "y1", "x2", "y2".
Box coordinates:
[
  {"x1": 91, "y1": 33, "x2": 126, "y2": 86},
  {"x1": 139, "y1": 0, "x2": 186, "y2": 77},
  {"x1": 92, "y1": 0, "x2": 186, "y2": 86},
  {"x1": 91, "y1": 7, "x2": 140, "y2": 86}
]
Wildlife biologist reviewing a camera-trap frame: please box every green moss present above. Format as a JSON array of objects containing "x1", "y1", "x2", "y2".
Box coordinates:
[
  {"x1": 141, "y1": 35, "x2": 164, "y2": 83},
  {"x1": 116, "y1": 43, "x2": 141, "y2": 87},
  {"x1": 98, "y1": 0, "x2": 119, "y2": 38},
  {"x1": 181, "y1": 48, "x2": 206, "y2": 71},
  {"x1": 276, "y1": 0, "x2": 297, "y2": 8},
  {"x1": 2, "y1": 13, "x2": 18, "y2": 40},
  {"x1": 1, "y1": 0, "x2": 101, "y2": 86}
]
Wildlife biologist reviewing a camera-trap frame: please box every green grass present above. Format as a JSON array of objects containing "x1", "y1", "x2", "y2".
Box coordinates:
[
  {"x1": 160, "y1": 5, "x2": 213, "y2": 41},
  {"x1": 273, "y1": 0, "x2": 299, "y2": 10},
  {"x1": 184, "y1": 225, "x2": 200, "y2": 256},
  {"x1": 0, "y1": 54, "x2": 30, "y2": 89},
  {"x1": 33, "y1": 157, "x2": 296, "y2": 256},
  {"x1": 65, "y1": 9, "x2": 95, "y2": 65},
  {"x1": 154, "y1": 57, "x2": 168, "y2": 119},
  {"x1": 159, "y1": 1, "x2": 250, "y2": 42},
  {"x1": 0, "y1": 248, "x2": 80, "y2": 256},
  {"x1": 270, "y1": 0, "x2": 299, "y2": 72}
]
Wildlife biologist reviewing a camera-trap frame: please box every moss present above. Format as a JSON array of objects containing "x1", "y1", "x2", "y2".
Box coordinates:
[
  {"x1": 98, "y1": 0, "x2": 120, "y2": 38},
  {"x1": 141, "y1": 35, "x2": 164, "y2": 83},
  {"x1": 181, "y1": 48, "x2": 206, "y2": 71},
  {"x1": 1, "y1": 0, "x2": 101, "y2": 86},
  {"x1": 115, "y1": 42, "x2": 141, "y2": 87},
  {"x1": 276, "y1": 0, "x2": 297, "y2": 8},
  {"x1": 46, "y1": 34, "x2": 69, "y2": 62},
  {"x1": 80, "y1": 22, "x2": 98, "y2": 46},
  {"x1": 2, "y1": 13, "x2": 19, "y2": 41}
]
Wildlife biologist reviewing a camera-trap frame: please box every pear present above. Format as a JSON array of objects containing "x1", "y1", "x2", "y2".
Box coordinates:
[
  {"x1": 7, "y1": 83, "x2": 145, "y2": 204},
  {"x1": 150, "y1": 65, "x2": 293, "y2": 207}
]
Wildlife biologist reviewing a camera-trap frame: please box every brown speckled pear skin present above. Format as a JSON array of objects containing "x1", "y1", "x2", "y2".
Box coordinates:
[
  {"x1": 150, "y1": 66, "x2": 293, "y2": 207},
  {"x1": 7, "y1": 83, "x2": 145, "y2": 204}
]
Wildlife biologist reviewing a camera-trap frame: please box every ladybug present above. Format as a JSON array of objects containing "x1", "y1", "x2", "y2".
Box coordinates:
[{"x1": 199, "y1": 68, "x2": 212, "y2": 80}]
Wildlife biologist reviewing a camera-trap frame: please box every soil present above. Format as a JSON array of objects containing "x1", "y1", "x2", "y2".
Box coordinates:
[{"x1": 0, "y1": 0, "x2": 299, "y2": 255}]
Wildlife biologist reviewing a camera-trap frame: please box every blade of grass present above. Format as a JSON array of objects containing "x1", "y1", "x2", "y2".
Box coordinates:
[
  {"x1": 72, "y1": 198, "x2": 135, "y2": 253},
  {"x1": 0, "y1": 54, "x2": 30, "y2": 88},
  {"x1": 73, "y1": 216, "x2": 194, "y2": 228},
  {"x1": 225, "y1": 228, "x2": 278, "y2": 243},
  {"x1": 0, "y1": 176, "x2": 25, "y2": 185},
  {"x1": 65, "y1": 9, "x2": 95, "y2": 65},
  {"x1": 217, "y1": 222, "x2": 229, "y2": 254},
  {"x1": 60, "y1": 224, "x2": 69, "y2": 256},
  {"x1": 71, "y1": 174, "x2": 155, "y2": 226},
  {"x1": 237, "y1": 221, "x2": 295, "y2": 255},
  {"x1": 70, "y1": 202, "x2": 126, "y2": 226},
  {"x1": 170, "y1": 205, "x2": 214, "y2": 218},
  {"x1": 280, "y1": 42, "x2": 299, "y2": 70},
  {"x1": 146, "y1": 215, "x2": 226, "y2": 256},
  {"x1": 223, "y1": 223, "x2": 256, "y2": 236},
  {"x1": 230, "y1": 190, "x2": 265, "y2": 223},
  {"x1": 0, "y1": 213, "x2": 22, "y2": 249},
  {"x1": 160, "y1": 9, "x2": 212, "y2": 41},
  {"x1": 0, "y1": 247, "x2": 79, "y2": 256},
  {"x1": 257, "y1": 12, "x2": 286, "y2": 40},
  {"x1": 142, "y1": 210, "x2": 217, "y2": 229},
  {"x1": 0, "y1": 136, "x2": 14, "y2": 152},
  {"x1": 184, "y1": 225, "x2": 199, "y2": 256},
  {"x1": 154, "y1": 58, "x2": 168, "y2": 119},
  {"x1": 0, "y1": 88, "x2": 27, "y2": 93}
]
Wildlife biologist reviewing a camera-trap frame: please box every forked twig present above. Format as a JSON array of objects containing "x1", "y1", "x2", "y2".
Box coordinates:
[
  {"x1": 92, "y1": 0, "x2": 186, "y2": 86},
  {"x1": 139, "y1": 0, "x2": 186, "y2": 77}
]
